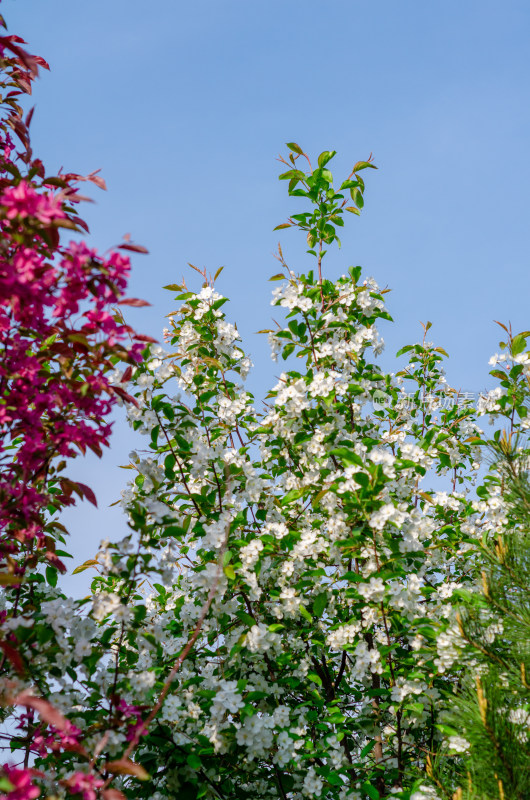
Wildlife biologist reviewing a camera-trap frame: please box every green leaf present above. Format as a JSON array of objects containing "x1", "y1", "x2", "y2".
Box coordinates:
[
  {"x1": 311, "y1": 489, "x2": 329, "y2": 508},
  {"x1": 353, "y1": 160, "x2": 378, "y2": 172},
  {"x1": 340, "y1": 179, "x2": 360, "y2": 190},
  {"x1": 307, "y1": 671, "x2": 322, "y2": 686},
  {"x1": 351, "y1": 187, "x2": 364, "y2": 208},
  {"x1": 352, "y1": 472, "x2": 369, "y2": 488},
  {"x1": 164, "y1": 453, "x2": 176, "y2": 477},
  {"x1": 348, "y1": 265, "x2": 362, "y2": 283},
  {"x1": 511, "y1": 334, "x2": 527, "y2": 356},
  {"x1": 281, "y1": 488, "x2": 305, "y2": 505},
  {"x1": 361, "y1": 783, "x2": 380, "y2": 800},
  {"x1": 72, "y1": 559, "x2": 98, "y2": 575},
  {"x1": 279, "y1": 169, "x2": 306, "y2": 181},
  {"x1": 345, "y1": 206, "x2": 361, "y2": 215},
  {"x1": 237, "y1": 611, "x2": 256, "y2": 628},
  {"x1": 223, "y1": 565, "x2": 236, "y2": 580},
  {"x1": 187, "y1": 753, "x2": 202, "y2": 770},
  {"x1": 360, "y1": 740, "x2": 377, "y2": 758},
  {"x1": 286, "y1": 142, "x2": 304, "y2": 155},
  {"x1": 312, "y1": 593, "x2": 327, "y2": 617},
  {"x1": 317, "y1": 150, "x2": 336, "y2": 168},
  {"x1": 330, "y1": 447, "x2": 363, "y2": 467},
  {"x1": 299, "y1": 604, "x2": 313, "y2": 622},
  {"x1": 46, "y1": 565, "x2": 58, "y2": 587}
]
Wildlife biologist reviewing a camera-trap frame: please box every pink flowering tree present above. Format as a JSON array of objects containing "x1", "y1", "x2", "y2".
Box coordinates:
[{"x1": 0, "y1": 9, "x2": 151, "y2": 799}]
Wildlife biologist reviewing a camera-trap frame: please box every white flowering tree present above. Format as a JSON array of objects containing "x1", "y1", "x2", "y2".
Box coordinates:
[
  {"x1": 3, "y1": 144, "x2": 529, "y2": 800},
  {"x1": 81, "y1": 147, "x2": 492, "y2": 798}
]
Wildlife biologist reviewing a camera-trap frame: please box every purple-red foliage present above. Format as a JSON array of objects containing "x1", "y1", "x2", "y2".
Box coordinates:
[{"x1": 0, "y1": 19, "x2": 148, "y2": 579}]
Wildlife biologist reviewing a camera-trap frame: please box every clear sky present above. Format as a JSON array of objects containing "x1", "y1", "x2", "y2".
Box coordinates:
[{"x1": 5, "y1": 0, "x2": 530, "y2": 585}]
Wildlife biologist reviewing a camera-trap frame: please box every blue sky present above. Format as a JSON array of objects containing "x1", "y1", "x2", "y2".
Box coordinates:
[{"x1": 5, "y1": 0, "x2": 530, "y2": 583}]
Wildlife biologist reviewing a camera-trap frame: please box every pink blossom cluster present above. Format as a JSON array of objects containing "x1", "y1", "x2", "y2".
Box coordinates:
[
  {"x1": 63, "y1": 772, "x2": 104, "y2": 800},
  {"x1": 0, "y1": 68, "x2": 147, "y2": 577},
  {"x1": 0, "y1": 764, "x2": 41, "y2": 800},
  {"x1": 0, "y1": 14, "x2": 148, "y2": 765},
  {"x1": 0, "y1": 180, "x2": 145, "y2": 562},
  {"x1": 0, "y1": 17, "x2": 149, "y2": 800},
  {"x1": 116, "y1": 699, "x2": 147, "y2": 742},
  {"x1": 16, "y1": 711, "x2": 83, "y2": 757}
]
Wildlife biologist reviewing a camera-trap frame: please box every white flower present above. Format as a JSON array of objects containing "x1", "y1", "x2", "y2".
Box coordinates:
[
  {"x1": 91, "y1": 592, "x2": 121, "y2": 622},
  {"x1": 411, "y1": 787, "x2": 440, "y2": 800},
  {"x1": 447, "y1": 735, "x2": 470, "y2": 753},
  {"x1": 435, "y1": 624, "x2": 465, "y2": 673},
  {"x1": 477, "y1": 387, "x2": 503, "y2": 415},
  {"x1": 357, "y1": 577, "x2": 386, "y2": 603},
  {"x1": 273, "y1": 705, "x2": 290, "y2": 727},
  {"x1": 211, "y1": 680, "x2": 244, "y2": 716},
  {"x1": 326, "y1": 622, "x2": 361, "y2": 650},
  {"x1": 303, "y1": 767, "x2": 324, "y2": 797},
  {"x1": 369, "y1": 502, "x2": 406, "y2": 530},
  {"x1": 74, "y1": 638, "x2": 92, "y2": 659},
  {"x1": 369, "y1": 448, "x2": 396, "y2": 477},
  {"x1": 508, "y1": 708, "x2": 530, "y2": 726},
  {"x1": 128, "y1": 670, "x2": 156, "y2": 693},
  {"x1": 245, "y1": 623, "x2": 278, "y2": 653},
  {"x1": 308, "y1": 371, "x2": 337, "y2": 398}
]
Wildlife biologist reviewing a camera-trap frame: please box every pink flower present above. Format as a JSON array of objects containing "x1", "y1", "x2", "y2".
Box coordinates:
[
  {"x1": 116, "y1": 699, "x2": 141, "y2": 719},
  {"x1": 1, "y1": 182, "x2": 65, "y2": 224},
  {"x1": 0, "y1": 764, "x2": 40, "y2": 800},
  {"x1": 64, "y1": 772, "x2": 104, "y2": 800}
]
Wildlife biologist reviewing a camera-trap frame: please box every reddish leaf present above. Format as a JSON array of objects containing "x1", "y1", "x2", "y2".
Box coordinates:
[
  {"x1": 111, "y1": 386, "x2": 138, "y2": 407},
  {"x1": 31, "y1": 158, "x2": 45, "y2": 177},
  {"x1": 75, "y1": 482, "x2": 98, "y2": 507},
  {"x1": 134, "y1": 334, "x2": 158, "y2": 343},
  {"x1": 0, "y1": 640, "x2": 25, "y2": 675},
  {"x1": 66, "y1": 193, "x2": 94, "y2": 204},
  {"x1": 43, "y1": 176, "x2": 68, "y2": 188},
  {"x1": 118, "y1": 298, "x2": 151, "y2": 307},
  {"x1": 102, "y1": 791, "x2": 127, "y2": 800},
  {"x1": 25, "y1": 105, "x2": 35, "y2": 128},
  {"x1": 118, "y1": 243, "x2": 149, "y2": 254},
  {"x1": 86, "y1": 170, "x2": 106, "y2": 190},
  {"x1": 16, "y1": 77, "x2": 32, "y2": 94},
  {"x1": 105, "y1": 760, "x2": 149, "y2": 780},
  {"x1": 0, "y1": 573, "x2": 22, "y2": 585},
  {"x1": 15, "y1": 691, "x2": 72, "y2": 731},
  {"x1": 45, "y1": 552, "x2": 67, "y2": 573},
  {"x1": 0, "y1": 38, "x2": 39, "y2": 76},
  {"x1": 33, "y1": 55, "x2": 50, "y2": 70}
]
